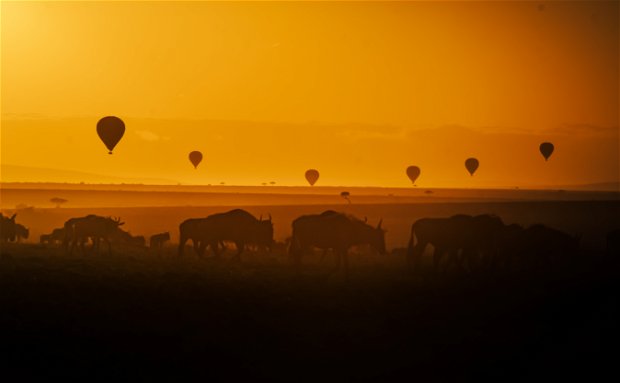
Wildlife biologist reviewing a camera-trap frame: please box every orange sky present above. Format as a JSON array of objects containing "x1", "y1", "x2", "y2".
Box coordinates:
[{"x1": 1, "y1": 1, "x2": 618, "y2": 187}]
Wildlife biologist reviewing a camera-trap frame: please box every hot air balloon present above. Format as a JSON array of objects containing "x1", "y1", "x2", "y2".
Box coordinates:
[
  {"x1": 539, "y1": 142, "x2": 554, "y2": 161},
  {"x1": 406, "y1": 166, "x2": 421, "y2": 185},
  {"x1": 305, "y1": 169, "x2": 319, "y2": 186},
  {"x1": 96, "y1": 116, "x2": 125, "y2": 154},
  {"x1": 189, "y1": 151, "x2": 203, "y2": 169},
  {"x1": 465, "y1": 158, "x2": 479, "y2": 176}
]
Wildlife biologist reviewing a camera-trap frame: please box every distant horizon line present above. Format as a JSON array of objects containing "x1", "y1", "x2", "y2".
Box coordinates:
[{"x1": 2, "y1": 180, "x2": 619, "y2": 192}]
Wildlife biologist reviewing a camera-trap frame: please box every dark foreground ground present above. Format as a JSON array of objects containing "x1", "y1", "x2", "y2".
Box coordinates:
[{"x1": 0, "y1": 245, "x2": 618, "y2": 381}]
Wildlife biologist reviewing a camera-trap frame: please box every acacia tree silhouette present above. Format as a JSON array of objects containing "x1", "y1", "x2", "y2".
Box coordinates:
[{"x1": 50, "y1": 197, "x2": 68, "y2": 208}]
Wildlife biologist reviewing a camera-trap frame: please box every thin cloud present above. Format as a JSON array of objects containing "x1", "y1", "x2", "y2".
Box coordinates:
[
  {"x1": 553, "y1": 123, "x2": 619, "y2": 136},
  {"x1": 135, "y1": 130, "x2": 161, "y2": 142}
]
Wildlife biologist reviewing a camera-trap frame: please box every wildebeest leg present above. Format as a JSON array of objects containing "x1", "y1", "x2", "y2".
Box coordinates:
[
  {"x1": 69, "y1": 237, "x2": 77, "y2": 255},
  {"x1": 94, "y1": 237, "x2": 101, "y2": 255},
  {"x1": 79, "y1": 236, "x2": 88, "y2": 255},
  {"x1": 218, "y1": 241, "x2": 227, "y2": 254},
  {"x1": 410, "y1": 242, "x2": 426, "y2": 272},
  {"x1": 195, "y1": 241, "x2": 210, "y2": 257},
  {"x1": 90, "y1": 237, "x2": 96, "y2": 254},
  {"x1": 193, "y1": 240, "x2": 208, "y2": 257},
  {"x1": 433, "y1": 246, "x2": 446, "y2": 274},
  {"x1": 289, "y1": 246, "x2": 301, "y2": 268},
  {"x1": 477, "y1": 247, "x2": 493, "y2": 272},
  {"x1": 103, "y1": 238, "x2": 112, "y2": 255},
  {"x1": 289, "y1": 243, "x2": 303, "y2": 269},
  {"x1": 207, "y1": 241, "x2": 221, "y2": 258},
  {"x1": 319, "y1": 248, "x2": 330, "y2": 263},
  {"x1": 335, "y1": 250, "x2": 343, "y2": 271},
  {"x1": 233, "y1": 241, "x2": 244, "y2": 261},
  {"x1": 178, "y1": 236, "x2": 188, "y2": 256},
  {"x1": 88, "y1": 237, "x2": 95, "y2": 254},
  {"x1": 193, "y1": 239, "x2": 202, "y2": 256},
  {"x1": 457, "y1": 248, "x2": 474, "y2": 273},
  {"x1": 342, "y1": 251, "x2": 350, "y2": 280},
  {"x1": 442, "y1": 249, "x2": 458, "y2": 274}
]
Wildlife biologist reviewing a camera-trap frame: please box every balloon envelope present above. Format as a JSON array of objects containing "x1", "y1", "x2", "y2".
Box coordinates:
[
  {"x1": 189, "y1": 151, "x2": 203, "y2": 169},
  {"x1": 305, "y1": 169, "x2": 319, "y2": 186},
  {"x1": 406, "y1": 166, "x2": 421, "y2": 184},
  {"x1": 96, "y1": 116, "x2": 125, "y2": 154},
  {"x1": 465, "y1": 158, "x2": 479, "y2": 176},
  {"x1": 539, "y1": 142, "x2": 554, "y2": 161}
]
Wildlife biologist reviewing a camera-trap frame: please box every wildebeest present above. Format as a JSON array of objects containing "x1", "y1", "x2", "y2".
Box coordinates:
[
  {"x1": 514, "y1": 224, "x2": 581, "y2": 269},
  {"x1": 491, "y1": 223, "x2": 525, "y2": 271},
  {"x1": 289, "y1": 211, "x2": 386, "y2": 275},
  {"x1": 64, "y1": 215, "x2": 125, "y2": 255},
  {"x1": 0, "y1": 213, "x2": 17, "y2": 242},
  {"x1": 40, "y1": 227, "x2": 66, "y2": 246},
  {"x1": 178, "y1": 209, "x2": 274, "y2": 259},
  {"x1": 114, "y1": 228, "x2": 146, "y2": 248},
  {"x1": 150, "y1": 232, "x2": 170, "y2": 249},
  {"x1": 40, "y1": 234, "x2": 52, "y2": 244},
  {"x1": 407, "y1": 214, "x2": 505, "y2": 273},
  {"x1": 14, "y1": 224, "x2": 29, "y2": 243}
]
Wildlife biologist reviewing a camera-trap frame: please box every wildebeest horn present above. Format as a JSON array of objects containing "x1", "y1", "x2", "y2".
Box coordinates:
[
  {"x1": 10, "y1": 214, "x2": 17, "y2": 221},
  {"x1": 377, "y1": 219, "x2": 383, "y2": 229},
  {"x1": 259, "y1": 214, "x2": 263, "y2": 221},
  {"x1": 268, "y1": 214, "x2": 272, "y2": 222}
]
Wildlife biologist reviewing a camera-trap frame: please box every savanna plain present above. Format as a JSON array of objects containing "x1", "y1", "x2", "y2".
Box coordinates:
[{"x1": 1, "y1": 185, "x2": 619, "y2": 381}]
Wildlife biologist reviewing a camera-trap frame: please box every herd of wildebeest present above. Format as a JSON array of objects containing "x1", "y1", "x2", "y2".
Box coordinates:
[{"x1": 1, "y1": 209, "x2": 619, "y2": 275}]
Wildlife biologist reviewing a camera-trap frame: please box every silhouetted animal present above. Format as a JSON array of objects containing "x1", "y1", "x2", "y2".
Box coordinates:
[
  {"x1": 51, "y1": 228, "x2": 66, "y2": 244},
  {"x1": 179, "y1": 209, "x2": 273, "y2": 259},
  {"x1": 607, "y1": 229, "x2": 620, "y2": 258},
  {"x1": 516, "y1": 224, "x2": 581, "y2": 269},
  {"x1": 314, "y1": 210, "x2": 372, "y2": 262},
  {"x1": 407, "y1": 214, "x2": 505, "y2": 273},
  {"x1": 289, "y1": 211, "x2": 386, "y2": 275},
  {"x1": 492, "y1": 223, "x2": 525, "y2": 271},
  {"x1": 64, "y1": 215, "x2": 125, "y2": 255},
  {"x1": 0, "y1": 213, "x2": 17, "y2": 242},
  {"x1": 40, "y1": 227, "x2": 66, "y2": 246},
  {"x1": 150, "y1": 232, "x2": 171, "y2": 249},
  {"x1": 114, "y1": 228, "x2": 146, "y2": 248},
  {"x1": 40, "y1": 234, "x2": 52, "y2": 244},
  {"x1": 14, "y1": 224, "x2": 29, "y2": 243}
]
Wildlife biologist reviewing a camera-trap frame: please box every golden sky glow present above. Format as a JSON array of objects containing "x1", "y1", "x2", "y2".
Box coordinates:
[{"x1": 1, "y1": 1, "x2": 618, "y2": 187}]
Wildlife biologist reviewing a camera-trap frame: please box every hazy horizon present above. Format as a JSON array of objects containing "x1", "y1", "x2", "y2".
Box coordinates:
[{"x1": 2, "y1": 163, "x2": 619, "y2": 191}]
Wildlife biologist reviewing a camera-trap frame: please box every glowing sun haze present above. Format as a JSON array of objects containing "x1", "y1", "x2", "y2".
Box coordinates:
[{"x1": 1, "y1": 1, "x2": 618, "y2": 187}]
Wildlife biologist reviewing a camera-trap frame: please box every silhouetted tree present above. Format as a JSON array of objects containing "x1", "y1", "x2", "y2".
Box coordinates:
[{"x1": 50, "y1": 197, "x2": 68, "y2": 208}]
